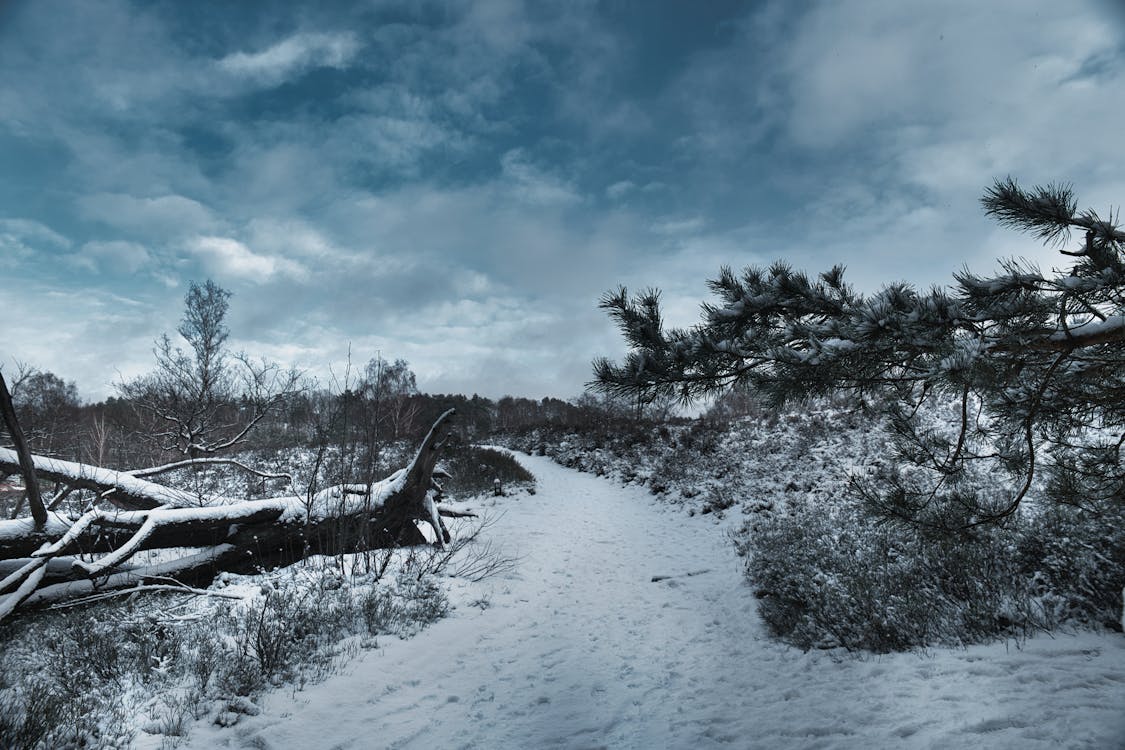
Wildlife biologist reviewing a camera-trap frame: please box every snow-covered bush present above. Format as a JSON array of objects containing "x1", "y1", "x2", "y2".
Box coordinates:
[
  {"x1": 359, "y1": 570, "x2": 448, "y2": 638},
  {"x1": 741, "y1": 495, "x2": 1041, "y2": 651},
  {"x1": 0, "y1": 563, "x2": 458, "y2": 748},
  {"x1": 0, "y1": 677, "x2": 72, "y2": 750},
  {"x1": 745, "y1": 492, "x2": 1125, "y2": 652},
  {"x1": 1014, "y1": 503, "x2": 1125, "y2": 629},
  {"x1": 0, "y1": 610, "x2": 139, "y2": 748},
  {"x1": 221, "y1": 584, "x2": 350, "y2": 694},
  {"x1": 440, "y1": 440, "x2": 535, "y2": 497},
  {"x1": 521, "y1": 400, "x2": 1124, "y2": 651}
]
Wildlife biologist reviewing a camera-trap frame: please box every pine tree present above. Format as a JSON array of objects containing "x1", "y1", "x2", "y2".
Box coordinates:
[{"x1": 594, "y1": 178, "x2": 1125, "y2": 530}]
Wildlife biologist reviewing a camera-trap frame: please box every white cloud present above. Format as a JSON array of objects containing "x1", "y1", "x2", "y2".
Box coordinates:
[
  {"x1": 363, "y1": 115, "x2": 469, "y2": 170},
  {"x1": 72, "y1": 240, "x2": 151, "y2": 273},
  {"x1": 77, "y1": 193, "x2": 218, "y2": 238},
  {"x1": 500, "y1": 150, "x2": 582, "y2": 207},
  {"x1": 0, "y1": 219, "x2": 70, "y2": 268},
  {"x1": 0, "y1": 282, "x2": 170, "y2": 401},
  {"x1": 317, "y1": 100, "x2": 473, "y2": 176},
  {"x1": 606, "y1": 180, "x2": 636, "y2": 200},
  {"x1": 0, "y1": 218, "x2": 71, "y2": 248},
  {"x1": 217, "y1": 31, "x2": 360, "y2": 87},
  {"x1": 187, "y1": 236, "x2": 307, "y2": 282},
  {"x1": 778, "y1": 0, "x2": 1121, "y2": 167},
  {"x1": 5, "y1": 0, "x2": 1123, "y2": 405},
  {"x1": 652, "y1": 217, "x2": 706, "y2": 236},
  {"x1": 245, "y1": 218, "x2": 342, "y2": 262},
  {"x1": 653, "y1": 0, "x2": 1125, "y2": 293}
]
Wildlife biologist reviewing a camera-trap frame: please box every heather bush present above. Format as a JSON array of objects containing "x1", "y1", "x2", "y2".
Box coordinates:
[
  {"x1": 519, "y1": 398, "x2": 1123, "y2": 651},
  {"x1": 741, "y1": 494, "x2": 1045, "y2": 652},
  {"x1": 0, "y1": 563, "x2": 460, "y2": 748},
  {"x1": 1014, "y1": 502, "x2": 1125, "y2": 631},
  {"x1": 441, "y1": 440, "x2": 535, "y2": 496}
]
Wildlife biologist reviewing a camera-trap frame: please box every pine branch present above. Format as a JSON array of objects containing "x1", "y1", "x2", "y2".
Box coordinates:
[{"x1": 981, "y1": 177, "x2": 1077, "y2": 245}]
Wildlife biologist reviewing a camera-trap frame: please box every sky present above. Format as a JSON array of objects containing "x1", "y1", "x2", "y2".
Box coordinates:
[{"x1": 2, "y1": 0, "x2": 1124, "y2": 402}]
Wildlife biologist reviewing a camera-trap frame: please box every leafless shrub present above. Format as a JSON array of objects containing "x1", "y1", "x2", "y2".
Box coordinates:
[{"x1": 399, "y1": 514, "x2": 519, "y2": 583}]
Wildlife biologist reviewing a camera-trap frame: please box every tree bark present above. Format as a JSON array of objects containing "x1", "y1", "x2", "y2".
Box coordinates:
[{"x1": 0, "y1": 371, "x2": 47, "y2": 527}]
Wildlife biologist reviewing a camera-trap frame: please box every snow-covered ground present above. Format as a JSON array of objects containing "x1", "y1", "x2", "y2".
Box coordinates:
[{"x1": 173, "y1": 451, "x2": 1125, "y2": 750}]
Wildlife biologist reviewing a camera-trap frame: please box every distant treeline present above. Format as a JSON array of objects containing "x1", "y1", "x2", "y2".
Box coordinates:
[{"x1": 0, "y1": 365, "x2": 676, "y2": 471}]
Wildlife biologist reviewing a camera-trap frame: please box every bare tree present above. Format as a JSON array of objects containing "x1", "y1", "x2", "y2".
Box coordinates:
[
  {"x1": 365, "y1": 356, "x2": 420, "y2": 440},
  {"x1": 118, "y1": 280, "x2": 300, "y2": 461},
  {"x1": 86, "y1": 412, "x2": 110, "y2": 467}
]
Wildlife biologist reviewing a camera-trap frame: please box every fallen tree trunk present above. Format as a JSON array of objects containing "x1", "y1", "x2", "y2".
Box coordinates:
[
  {"x1": 0, "y1": 409, "x2": 463, "y2": 620},
  {"x1": 0, "y1": 451, "x2": 198, "y2": 512}
]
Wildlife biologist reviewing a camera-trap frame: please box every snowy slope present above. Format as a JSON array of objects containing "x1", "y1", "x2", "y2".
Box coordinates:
[{"x1": 173, "y1": 451, "x2": 1125, "y2": 750}]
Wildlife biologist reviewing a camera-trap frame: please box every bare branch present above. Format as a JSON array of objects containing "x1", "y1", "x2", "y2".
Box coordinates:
[
  {"x1": 0, "y1": 371, "x2": 47, "y2": 526},
  {"x1": 129, "y1": 457, "x2": 294, "y2": 486}
]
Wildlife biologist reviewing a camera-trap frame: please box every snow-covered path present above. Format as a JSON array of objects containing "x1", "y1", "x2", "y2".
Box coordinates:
[{"x1": 183, "y1": 452, "x2": 1125, "y2": 749}]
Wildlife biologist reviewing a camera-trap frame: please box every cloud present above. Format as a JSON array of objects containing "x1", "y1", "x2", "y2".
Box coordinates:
[
  {"x1": 77, "y1": 193, "x2": 219, "y2": 238},
  {"x1": 317, "y1": 103, "x2": 474, "y2": 178},
  {"x1": 606, "y1": 180, "x2": 635, "y2": 200},
  {"x1": 217, "y1": 31, "x2": 360, "y2": 87},
  {"x1": 0, "y1": 219, "x2": 72, "y2": 272},
  {"x1": 0, "y1": 218, "x2": 71, "y2": 248},
  {"x1": 3, "y1": 0, "x2": 1124, "y2": 404},
  {"x1": 71, "y1": 240, "x2": 151, "y2": 273},
  {"x1": 244, "y1": 218, "x2": 345, "y2": 263},
  {"x1": 0, "y1": 281, "x2": 171, "y2": 401},
  {"x1": 652, "y1": 217, "x2": 706, "y2": 236},
  {"x1": 776, "y1": 0, "x2": 1120, "y2": 175},
  {"x1": 0, "y1": 219, "x2": 71, "y2": 268},
  {"x1": 500, "y1": 150, "x2": 582, "y2": 207},
  {"x1": 629, "y1": 0, "x2": 1125, "y2": 294},
  {"x1": 186, "y1": 236, "x2": 307, "y2": 282}
]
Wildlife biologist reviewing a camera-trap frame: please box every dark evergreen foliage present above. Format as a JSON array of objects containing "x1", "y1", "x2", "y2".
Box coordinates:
[{"x1": 595, "y1": 179, "x2": 1125, "y2": 530}]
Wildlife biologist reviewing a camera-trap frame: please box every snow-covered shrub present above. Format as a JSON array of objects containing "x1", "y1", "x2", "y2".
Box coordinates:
[
  {"x1": 219, "y1": 570, "x2": 419, "y2": 693},
  {"x1": 0, "y1": 677, "x2": 68, "y2": 750},
  {"x1": 499, "y1": 413, "x2": 683, "y2": 488},
  {"x1": 360, "y1": 572, "x2": 449, "y2": 638},
  {"x1": 0, "y1": 561, "x2": 461, "y2": 747},
  {"x1": 1015, "y1": 502, "x2": 1125, "y2": 631},
  {"x1": 742, "y1": 494, "x2": 1043, "y2": 652},
  {"x1": 398, "y1": 575, "x2": 450, "y2": 627},
  {"x1": 440, "y1": 440, "x2": 535, "y2": 497},
  {"x1": 227, "y1": 588, "x2": 330, "y2": 689},
  {"x1": 361, "y1": 586, "x2": 400, "y2": 634},
  {"x1": 0, "y1": 612, "x2": 135, "y2": 749},
  {"x1": 522, "y1": 398, "x2": 1122, "y2": 650}
]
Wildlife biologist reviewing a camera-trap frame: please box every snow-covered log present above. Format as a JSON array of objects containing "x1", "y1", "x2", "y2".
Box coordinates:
[
  {"x1": 0, "y1": 409, "x2": 461, "y2": 620},
  {"x1": 0, "y1": 448, "x2": 198, "y2": 510}
]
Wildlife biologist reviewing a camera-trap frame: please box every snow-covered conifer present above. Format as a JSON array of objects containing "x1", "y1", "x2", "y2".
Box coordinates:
[{"x1": 595, "y1": 179, "x2": 1125, "y2": 530}]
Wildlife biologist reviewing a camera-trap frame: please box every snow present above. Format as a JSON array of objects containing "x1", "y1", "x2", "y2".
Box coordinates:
[
  {"x1": 713, "y1": 301, "x2": 744, "y2": 319},
  {"x1": 0, "y1": 447, "x2": 198, "y2": 506},
  {"x1": 1047, "y1": 314, "x2": 1125, "y2": 343},
  {"x1": 819, "y1": 337, "x2": 859, "y2": 352},
  {"x1": 0, "y1": 513, "x2": 72, "y2": 542},
  {"x1": 23, "y1": 544, "x2": 237, "y2": 608},
  {"x1": 167, "y1": 452, "x2": 1125, "y2": 750}
]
